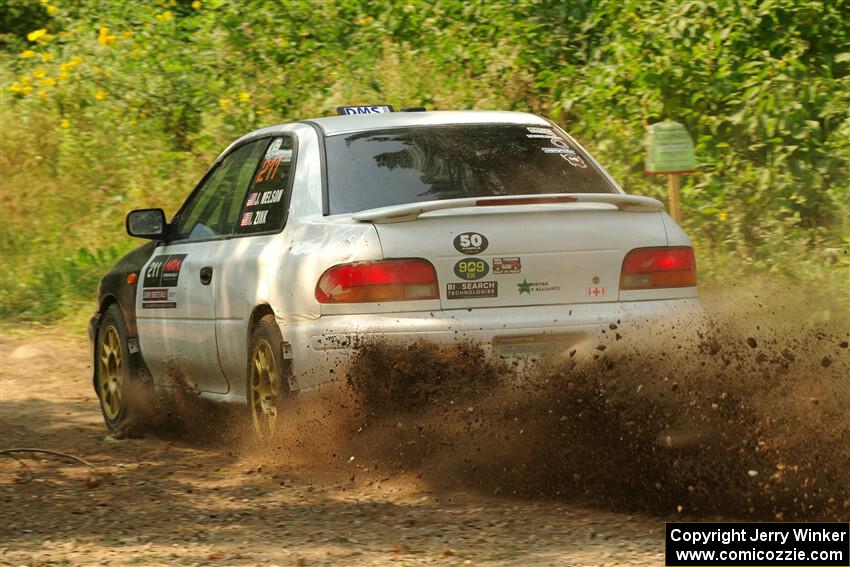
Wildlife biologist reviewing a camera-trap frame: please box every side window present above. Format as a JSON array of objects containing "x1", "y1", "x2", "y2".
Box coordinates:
[
  {"x1": 235, "y1": 136, "x2": 294, "y2": 235},
  {"x1": 176, "y1": 140, "x2": 267, "y2": 241}
]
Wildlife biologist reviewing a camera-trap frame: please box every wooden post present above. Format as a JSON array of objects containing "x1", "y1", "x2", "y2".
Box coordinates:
[{"x1": 667, "y1": 173, "x2": 682, "y2": 223}]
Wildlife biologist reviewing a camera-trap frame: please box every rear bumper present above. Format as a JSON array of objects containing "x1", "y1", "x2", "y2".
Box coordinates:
[{"x1": 285, "y1": 298, "x2": 701, "y2": 389}]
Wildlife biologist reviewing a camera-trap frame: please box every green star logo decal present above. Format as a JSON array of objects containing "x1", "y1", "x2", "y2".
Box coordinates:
[{"x1": 517, "y1": 278, "x2": 532, "y2": 294}]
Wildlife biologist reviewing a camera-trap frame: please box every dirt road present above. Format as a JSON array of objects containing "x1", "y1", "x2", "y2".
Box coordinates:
[{"x1": 1, "y1": 330, "x2": 667, "y2": 566}]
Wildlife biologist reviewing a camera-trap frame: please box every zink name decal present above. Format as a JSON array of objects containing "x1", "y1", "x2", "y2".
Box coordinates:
[
  {"x1": 454, "y1": 258, "x2": 489, "y2": 280},
  {"x1": 447, "y1": 281, "x2": 498, "y2": 299}
]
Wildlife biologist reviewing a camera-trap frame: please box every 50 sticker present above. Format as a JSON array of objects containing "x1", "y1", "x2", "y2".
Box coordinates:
[
  {"x1": 454, "y1": 258, "x2": 489, "y2": 281},
  {"x1": 453, "y1": 232, "x2": 488, "y2": 254}
]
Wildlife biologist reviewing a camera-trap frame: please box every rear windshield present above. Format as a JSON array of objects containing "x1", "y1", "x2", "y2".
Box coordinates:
[{"x1": 325, "y1": 124, "x2": 616, "y2": 214}]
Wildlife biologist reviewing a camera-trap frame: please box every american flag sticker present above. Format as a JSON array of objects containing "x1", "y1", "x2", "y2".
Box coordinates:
[
  {"x1": 240, "y1": 211, "x2": 253, "y2": 227},
  {"x1": 245, "y1": 192, "x2": 259, "y2": 207}
]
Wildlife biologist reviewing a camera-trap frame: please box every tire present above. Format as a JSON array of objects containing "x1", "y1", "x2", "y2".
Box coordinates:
[
  {"x1": 247, "y1": 314, "x2": 287, "y2": 441},
  {"x1": 95, "y1": 304, "x2": 149, "y2": 435}
]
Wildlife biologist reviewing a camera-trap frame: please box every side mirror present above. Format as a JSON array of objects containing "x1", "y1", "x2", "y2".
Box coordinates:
[{"x1": 126, "y1": 209, "x2": 166, "y2": 239}]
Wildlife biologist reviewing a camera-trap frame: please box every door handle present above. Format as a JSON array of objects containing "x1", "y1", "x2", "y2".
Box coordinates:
[{"x1": 200, "y1": 266, "x2": 213, "y2": 285}]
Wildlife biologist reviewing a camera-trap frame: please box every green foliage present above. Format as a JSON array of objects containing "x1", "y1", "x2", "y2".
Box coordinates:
[{"x1": 1, "y1": 0, "x2": 848, "y2": 322}]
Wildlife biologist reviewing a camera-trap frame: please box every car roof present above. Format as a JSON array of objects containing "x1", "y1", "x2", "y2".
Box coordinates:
[{"x1": 218, "y1": 110, "x2": 552, "y2": 163}]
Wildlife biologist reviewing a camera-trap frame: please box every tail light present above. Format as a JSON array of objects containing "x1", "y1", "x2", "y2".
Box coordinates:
[
  {"x1": 620, "y1": 247, "x2": 697, "y2": 290},
  {"x1": 315, "y1": 259, "x2": 439, "y2": 303}
]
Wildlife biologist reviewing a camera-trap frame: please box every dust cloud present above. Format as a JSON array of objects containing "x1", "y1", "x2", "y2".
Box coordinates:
[{"x1": 243, "y1": 282, "x2": 849, "y2": 521}]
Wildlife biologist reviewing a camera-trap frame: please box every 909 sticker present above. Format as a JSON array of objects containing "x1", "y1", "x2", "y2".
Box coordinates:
[{"x1": 454, "y1": 258, "x2": 489, "y2": 281}]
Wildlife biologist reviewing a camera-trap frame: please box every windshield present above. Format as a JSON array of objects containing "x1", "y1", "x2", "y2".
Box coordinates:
[{"x1": 325, "y1": 124, "x2": 617, "y2": 214}]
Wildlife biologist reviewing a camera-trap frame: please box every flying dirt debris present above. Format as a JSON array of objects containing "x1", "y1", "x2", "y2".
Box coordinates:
[{"x1": 253, "y1": 285, "x2": 849, "y2": 522}]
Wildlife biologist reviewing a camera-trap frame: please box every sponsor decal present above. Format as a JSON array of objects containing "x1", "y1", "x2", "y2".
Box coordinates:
[
  {"x1": 587, "y1": 286, "x2": 606, "y2": 297},
  {"x1": 446, "y1": 281, "x2": 498, "y2": 299},
  {"x1": 492, "y1": 256, "x2": 521, "y2": 274},
  {"x1": 142, "y1": 255, "x2": 185, "y2": 308},
  {"x1": 527, "y1": 127, "x2": 555, "y2": 135},
  {"x1": 336, "y1": 105, "x2": 394, "y2": 115},
  {"x1": 266, "y1": 137, "x2": 282, "y2": 157},
  {"x1": 454, "y1": 258, "x2": 489, "y2": 281},
  {"x1": 240, "y1": 211, "x2": 253, "y2": 227},
  {"x1": 245, "y1": 192, "x2": 259, "y2": 207},
  {"x1": 517, "y1": 278, "x2": 561, "y2": 295},
  {"x1": 453, "y1": 232, "x2": 488, "y2": 254},
  {"x1": 141, "y1": 287, "x2": 177, "y2": 309},
  {"x1": 542, "y1": 147, "x2": 577, "y2": 154},
  {"x1": 563, "y1": 154, "x2": 587, "y2": 168},
  {"x1": 143, "y1": 254, "x2": 186, "y2": 288}
]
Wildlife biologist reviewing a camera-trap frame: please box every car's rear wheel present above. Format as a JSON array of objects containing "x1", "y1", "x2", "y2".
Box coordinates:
[
  {"x1": 96, "y1": 304, "x2": 145, "y2": 434},
  {"x1": 248, "y1": 315, "x2": 286, "y2": 441}
]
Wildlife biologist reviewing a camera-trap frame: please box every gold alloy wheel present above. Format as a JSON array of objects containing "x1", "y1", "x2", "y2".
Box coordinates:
[
  {"x1": 98, "y1": 324, "x2": 123, "y2": 421},
  {"x1": 249, "y1": 338, "x2": 279, "y2": 439}
]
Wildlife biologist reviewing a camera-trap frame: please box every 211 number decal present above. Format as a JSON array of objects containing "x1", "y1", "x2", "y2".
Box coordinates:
[{"x1": 255, "y1": 157, "x2": 282, "y2": 184}]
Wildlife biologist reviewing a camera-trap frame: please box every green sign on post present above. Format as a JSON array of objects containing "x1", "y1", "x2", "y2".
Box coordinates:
[
  {"x1": 644, "y1": 121, "x2": 696, "y2": 174},
  {"x1": 644, "y1": 121, "x2": 696, "y2": 223}
]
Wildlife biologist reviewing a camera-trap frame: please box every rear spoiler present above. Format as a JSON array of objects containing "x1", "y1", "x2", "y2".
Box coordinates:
[{"x1": 352, "y1": 193, "x2": 664, "y2": 224}]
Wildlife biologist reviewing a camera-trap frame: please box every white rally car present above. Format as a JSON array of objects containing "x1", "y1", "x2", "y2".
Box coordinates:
[{"x1": 90, "y1": 107, "x2": 698, "y2": 438}]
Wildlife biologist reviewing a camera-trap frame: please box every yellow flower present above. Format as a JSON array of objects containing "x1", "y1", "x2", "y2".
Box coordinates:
[
  {"x1": 239, "y1": 92, "x2": 251, "y2": 102},
  {"x1": 98, "y1": 26, "x2": 117, "y2": 46},
  {"x1": 20, "y1": 76, "x2": 31, "y2": 84},
  {"x1": 10, "y1": 82, "x2": 23, "y2": 93},
  {"x1": 61, "y1": 119, "x2": 71, "y2": 129},
  {"x1": 27, "y1": 29, "x2": 47, "y2": 42},
  {"x1": 58, "y1": 71, "x2": 70, "y2": 81},
  {"x1": 41, "y1": 52, "x2": 54, "y2": 62},
  {"x1": 61, "y1": 55, "x2": 82, "y2": 70},
  {"x1": 40, "y1": 0, "x2": 48, "y2": 3},
  {"x1": 191, "y1": 0, "x2": 201, "y2": 8},
  {"x1": 39, "y1": 77, "x2": 56, "y2": 87},
  {"x1": 33, "y1": 67, "x2": 47, "y2": 78},
  {"x1": 155, "y1": 10, "x2": 173, "y2": 22},
  {"x1": 218, "y1": 97, "x2": 231, "y2": 110},
  {"x1": 718, "y1": 210, "x2": 728, "y2": 222},
  {"x1": 22, "y1": 85, "x2": 34, "y2": 95},
  {"x1": 37, "y1": 89, "x2": 49, "y2": 99},
  {"x1": 94, "y1": 90, "x2": 107, "y2": 101},
  {"x1": 47, "y1": 5, "x2": 58, "y2": 15},
  {"x1": 122, "y1": 30, "x2": 133, "y2": 40},
  {"x1": 21, "y1": 50, "x2": 35, "y2": 58}
]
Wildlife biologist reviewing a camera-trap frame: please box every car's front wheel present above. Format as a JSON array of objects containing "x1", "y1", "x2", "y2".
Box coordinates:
[
  {"x1": 96, "y1": 304, "x2": 146, "y2": 434},
  {"x1": 247, "y1": 315, "x2": 287, "y2": 441}
]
